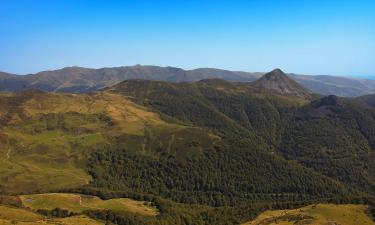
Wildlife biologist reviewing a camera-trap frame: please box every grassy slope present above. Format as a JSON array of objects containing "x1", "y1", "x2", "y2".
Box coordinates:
[
  {"x1": 242, "y1": 204, "x2": 375, "y2": 225},
  {"x1": 20, "y1": 193, "x2": 158, "y2": 216},
  {"x1": 0, "y1": 205, "x2": 103, "y2": 225},
  {"x1": 0, "y1": 91, "x2": 217, "y2": 194}
]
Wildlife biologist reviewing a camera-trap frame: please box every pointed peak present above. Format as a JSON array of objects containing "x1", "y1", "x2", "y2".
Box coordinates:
[
  {"x1": 263, "y1": 68, "x2": 287, "y2": 79},
  {"x1": 270, "y1": 68, "x2": 284, "y2": 74},
  {"x1": 252, "y1": 69, "x2": 312, "y2": 98}
]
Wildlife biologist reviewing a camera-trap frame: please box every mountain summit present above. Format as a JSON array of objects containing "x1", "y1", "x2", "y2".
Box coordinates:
[{"x1": 252, "y1": 68, "x2": 312, "y2": 98}]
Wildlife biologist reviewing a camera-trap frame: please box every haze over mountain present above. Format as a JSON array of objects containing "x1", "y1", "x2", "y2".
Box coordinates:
[{"x1": 0, "y1": 65, "x2": 374, "y2": 97}]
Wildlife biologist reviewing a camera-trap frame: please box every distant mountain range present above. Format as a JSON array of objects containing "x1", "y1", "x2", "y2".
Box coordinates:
[{"x1": 0, "y1": 65, "x2": 373, "y2": 97}]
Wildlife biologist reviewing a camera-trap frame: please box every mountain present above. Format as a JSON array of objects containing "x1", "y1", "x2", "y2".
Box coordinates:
[
  {"x1": 252, "y1": 68, "x2": 312, "y2": 98},
  {"x1": 0, "y1": 71, "x2": 30, "y2": 92},
  {"x1": 0, "y1": 89, "x2": 218, "y2": 194},
  {"x1": 1, "y1": 65, "x2": 374, "y2": 97},
  {"x1": 1, "y1": 75, "x2": 375, "y2": 224},
  {"x1": 108, "y1": 79, "x2": 375, "y2": 195},
  {"x1": 0, "y1": 66, "x2": 260, "y2": 93},
  {"x1": 357, "y1": 94, "x2": 375, "y2": 108},
  {"x1": 290, "y1": 73, "x2": 375, "y2": 97},
  {"x1": 1, "y1": 79, "x2": 356, "y2": 199}
]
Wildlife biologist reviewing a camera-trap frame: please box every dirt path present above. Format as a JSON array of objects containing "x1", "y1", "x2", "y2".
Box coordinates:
[{"x1": 6, "y1": 148, "x2": 11, "y2": 160}]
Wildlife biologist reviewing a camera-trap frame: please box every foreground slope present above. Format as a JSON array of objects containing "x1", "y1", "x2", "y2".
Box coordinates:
[{"x1": 0, "y1": 90, "x2": 216, "y2": 193}]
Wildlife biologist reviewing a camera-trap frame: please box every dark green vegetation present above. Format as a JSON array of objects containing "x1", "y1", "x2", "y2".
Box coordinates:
[
  {"x1": 280, "y1": 95, "x2": 375, "y2": 194},
  {"x1": 1, "y1": 65, "x2": 375, "y2": 96},
  {"x1": 102, "y1": 73, "x2": 375, "y2": 199},
  {"x1": 0, "y1": 69, "x2": 375, "y2": 224},
  {"x1": 87, "y1": 142, "x2": 347, "y2": 206}
]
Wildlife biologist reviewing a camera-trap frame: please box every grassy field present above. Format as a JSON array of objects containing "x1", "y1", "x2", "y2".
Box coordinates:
[
  {"x1": 0, "y1": 192, "x2": 158, "y2": 224},
  {"x1": 0, "y1": 205, "x2": 103, "y2": 225},
  {"x1": 0, "y1": 91, "x2": 217, "y2": 193},
  {"x1": 242, "y1": 204, "x2": 375, "y2": 225},
  {"x1": 20, "y1": 193, "x2": 158, "y2": 216}
]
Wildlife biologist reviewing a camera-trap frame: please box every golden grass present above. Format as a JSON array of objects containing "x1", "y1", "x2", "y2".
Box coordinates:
[
  {"x1": 0, "y1": 192, "x2": 157, "y2": 224},
  {"x1": 0, "y1": 205, "x2": 43, "y2": 222},
  {"x1": 0, "y1": 139, "x2": 91, "y2": 194},
  {"x1": 0, "y1": 91, "x2": 217, "y2": 193},
  {"x1": 20, "y1": 193, "x2": 158, "y2": 216},
  {"x1": 20, "y1": 92, "x2": 174, "y2": 136},
  {"x1": 0, "y1": 204, "x2": 103, "y2": 225},
  {"x1": 48, "y1": 215, "x2": 104, "y2": 225},
  {"x1": 0, "y1": 91, "x2": 179, "y2": 193},
  {"x1": 242, "y1": 204, "x2": 375, "y2": 225}
]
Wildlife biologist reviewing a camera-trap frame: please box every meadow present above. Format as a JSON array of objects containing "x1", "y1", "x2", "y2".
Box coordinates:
[
  {"x1": 0, "y1": 205, "x2": 103, "y2": 225},
  {"x1": 242, "y1": 204, "x2": 375, "y2": 225},
  {"x1": 20, "y1": 193, "x2": 158, "y2": 216}
]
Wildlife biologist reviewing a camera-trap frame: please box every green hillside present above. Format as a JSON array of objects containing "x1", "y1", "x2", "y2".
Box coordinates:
[
  {"x1": 0, "y1": 90, "x2": 216, "y2": 194},
  {"x1": 280, "y1": 95, "x2": 375, "y2": 194},
  {"x1": 107, "y1": 78, "x2": 375, "y2": 197},
  {"x1": 0, "y1": 73, "x2": 375, "y2": 224}
]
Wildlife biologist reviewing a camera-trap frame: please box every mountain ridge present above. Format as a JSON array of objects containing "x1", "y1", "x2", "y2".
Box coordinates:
[{"x1": 1, "y1": 65, "x2": 375, "y2": 97}]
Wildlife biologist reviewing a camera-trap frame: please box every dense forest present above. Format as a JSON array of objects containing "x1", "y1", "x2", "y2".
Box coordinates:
[{"x1": 107, "y1": 78, "x2": 375, "y2": 195}]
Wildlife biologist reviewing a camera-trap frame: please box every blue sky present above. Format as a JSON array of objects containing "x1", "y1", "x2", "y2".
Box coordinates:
[{"x1": 0, "y1": 0, "x2": 374, "y2": 77}]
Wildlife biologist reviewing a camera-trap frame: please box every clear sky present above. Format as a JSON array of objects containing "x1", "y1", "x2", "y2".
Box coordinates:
[{"x1": 0, "y1": 0, "x2": 374, "y2": 77}]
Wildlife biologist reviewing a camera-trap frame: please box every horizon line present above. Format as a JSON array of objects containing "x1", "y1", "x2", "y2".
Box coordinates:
[{"x1": 1, "y1": 64, "x2": 374, "y2": 80}]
